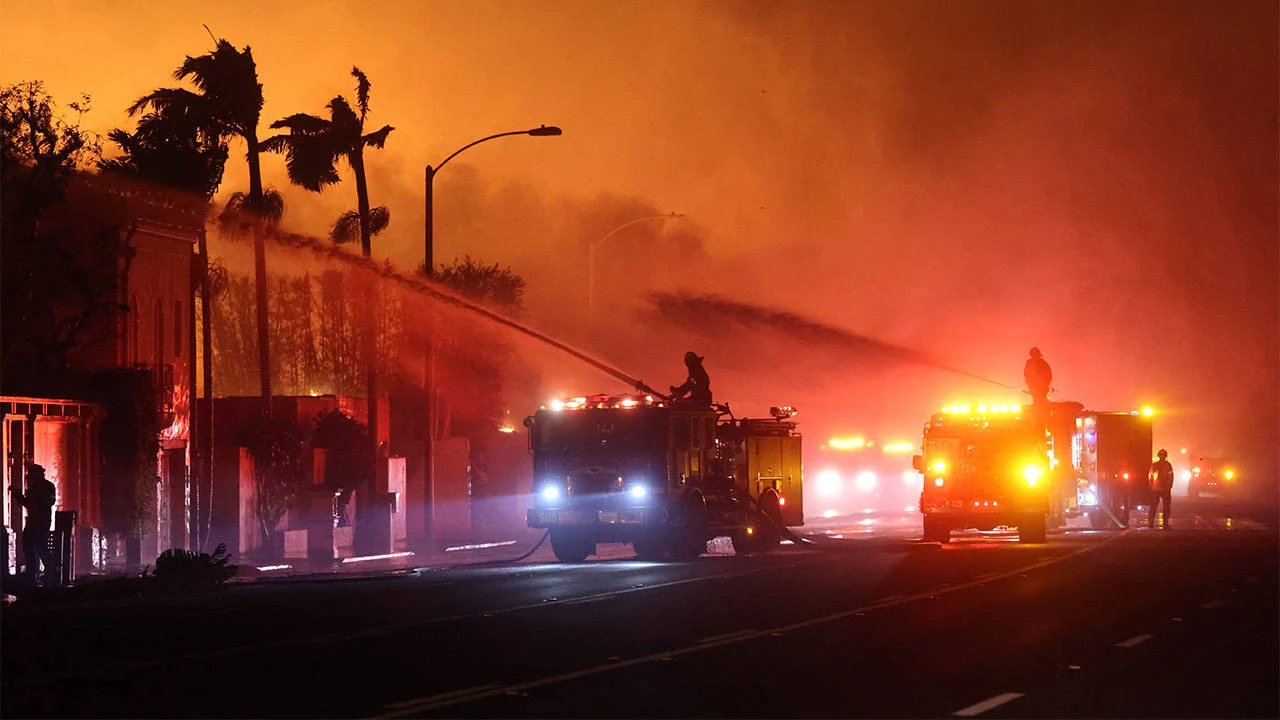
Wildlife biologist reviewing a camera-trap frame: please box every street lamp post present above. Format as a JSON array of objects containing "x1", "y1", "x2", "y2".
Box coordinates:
[
  {"x1": 588, "y1": 213, "x2": 684, "y2": 315},
  {"x1": 421, "y1": 124, "x2": 561, "y2": 544}
]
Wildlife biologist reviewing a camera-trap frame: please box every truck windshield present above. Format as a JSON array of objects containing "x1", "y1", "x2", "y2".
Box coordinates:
[{"x1": 537, "y1": 410, "x2": 665, "y2": 457}]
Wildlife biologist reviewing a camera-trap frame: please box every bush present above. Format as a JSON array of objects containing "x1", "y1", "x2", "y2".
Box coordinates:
[{"x1": 153, "y1": 542, "x2": 238, "y2": 591}]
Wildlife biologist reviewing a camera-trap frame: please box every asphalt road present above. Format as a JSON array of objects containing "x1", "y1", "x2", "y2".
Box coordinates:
[{"x1": 2, "y1": 497, "x2": 1276, "y2": 718}]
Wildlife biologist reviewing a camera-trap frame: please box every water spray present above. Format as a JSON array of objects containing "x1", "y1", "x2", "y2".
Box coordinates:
[
  {"x1": 239, "y1": 227, "x2": 667, "y2": 397},
  {"x1": 648, "y1": 292, "x2": 1024, "y2": 392}
]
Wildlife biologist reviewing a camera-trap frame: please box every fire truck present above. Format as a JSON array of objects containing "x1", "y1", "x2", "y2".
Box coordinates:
[
  {"x1": 524, "y1": 393, "x2": 804, "y2": 562},
  {"x1": 1070, "y1": 410, "x2": 1154, "y2": 528},
  {"x1": 914, "y1": 401, "x2": 1153, "y2": 542}
]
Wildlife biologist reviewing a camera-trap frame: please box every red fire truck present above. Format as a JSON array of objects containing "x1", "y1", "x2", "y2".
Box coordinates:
[{"x1": 524, "y1": 393, "x2": 804, "y2": 561}]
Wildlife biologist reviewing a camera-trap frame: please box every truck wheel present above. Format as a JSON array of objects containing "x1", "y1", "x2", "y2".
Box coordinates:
[
  {"x1": 922, "y1": 516, "x2": 950, "y2": 543},
  {"x1": 550, "y1": 530, "x2": 594, "y2": 562},
  {"x1": 753, "y1": 491, "x2": 783, "y2": 553},
  {"x1": 671, "y1": 493, "x2": 709, "y2": 560},
  {"x1": 632, "y1": 535, "x2": 667, "y2": 561},
  {"x1": 1018, "y1": 514, "x2": 1047, "y2": 543}
]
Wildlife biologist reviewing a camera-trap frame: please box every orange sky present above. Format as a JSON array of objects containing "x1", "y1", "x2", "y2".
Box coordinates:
[{"x1": 4, "y1": 1, "x2": 1277, "y2": 474}]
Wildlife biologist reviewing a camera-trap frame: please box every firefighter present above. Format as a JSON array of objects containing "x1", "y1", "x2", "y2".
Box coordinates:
[
  {"x1": 669, "y1": 350, "x2": 712, "y2": 406},
  {"x1": 1024, "y1": 347, "x2": 1053, "y2": 405},
  {"x1": 1148, "y1": 449, "x2": 1175, "y2": 530},
  {"x1": 12, "y1": 464, "x2": 56, "y2": 581}
]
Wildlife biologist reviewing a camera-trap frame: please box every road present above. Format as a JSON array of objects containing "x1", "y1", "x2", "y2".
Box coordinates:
[{"x1": 2, "y1": 497, "x2": 1276, "y2": 718}]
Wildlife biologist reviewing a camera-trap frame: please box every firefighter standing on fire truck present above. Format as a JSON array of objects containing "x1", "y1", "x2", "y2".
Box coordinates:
[
  {"x1": 1148, "y1": 449, "x2": 1175, "y2": 529},
  {"x1": 1024, "y1": 347, "x2": 1053, "y2": 405},
  {"x1": 670, "y1": 351, "x2": 712, "y2": 406}
]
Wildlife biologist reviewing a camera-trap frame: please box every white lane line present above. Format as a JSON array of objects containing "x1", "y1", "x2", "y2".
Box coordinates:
[
  {"x1": 375, "y1": 535, "x2": 1125, "y2": 717},
  {"x1": 697, "y1": 629, "x2": 757, "y2": 644},
  {"x1": 953, "y1": 692, "x2": 1025, "y2": 717},
  {"x1": 1115, "y1": 634, "x2": 1153, "y2": 648},
  {"x1": 385, "y1": 685, "x2": 498, "y2": 709},
  {"x1": 1201, "y1": 600, "x2": 1223, "y2": 609}
]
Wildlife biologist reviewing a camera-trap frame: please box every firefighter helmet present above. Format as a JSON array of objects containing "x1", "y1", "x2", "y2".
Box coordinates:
[
  {"x1": 684, "y1": 351, "x2": 703, "y2": 365},
  {"x1": 1029, "y1": 347, "x2": 1043, "y2": 358}
]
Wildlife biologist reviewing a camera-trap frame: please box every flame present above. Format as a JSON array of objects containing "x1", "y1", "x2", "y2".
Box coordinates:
[{"x1": 160, "y1": 379, "x2": 190, "y2": 441}]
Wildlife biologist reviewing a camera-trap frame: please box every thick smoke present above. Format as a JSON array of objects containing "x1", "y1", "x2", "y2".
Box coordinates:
[{"x1": 5, "y1": 1, "x2": 1274, "y2": 487}]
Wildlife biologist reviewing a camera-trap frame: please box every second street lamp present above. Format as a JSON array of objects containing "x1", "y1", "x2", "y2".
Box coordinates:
[{"x1": 420, "y1": 124, "x2": 561, "y2": 545}]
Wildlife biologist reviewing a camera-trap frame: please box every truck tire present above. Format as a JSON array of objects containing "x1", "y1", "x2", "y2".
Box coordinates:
[
  {"x1": 1018, "y1": 514, "x2": 1047, "y2": 543},
  {"x1": 550, "y1": 529, "x2": 594, "y2": 562},
  {"x1": 922, "y1": 516, "x2": 950, "y2": 543},
  {"x1": 671, "y1": 493, "x2": 709, "y2": 560},
  {"x1": 632, "y1": 535, "x2": 667, "y2": 561}
]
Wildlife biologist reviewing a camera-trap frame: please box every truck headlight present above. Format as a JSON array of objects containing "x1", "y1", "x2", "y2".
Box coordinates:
[
  {"x1": 629, "y1": 484, "x2": 648, "y2": 499},
  {"x1": 1022, "y1": 464, "x2": 1043, "y2": 486},
  {"x1": 539, "y1": 485, "x2": 563, "y2": 502}
]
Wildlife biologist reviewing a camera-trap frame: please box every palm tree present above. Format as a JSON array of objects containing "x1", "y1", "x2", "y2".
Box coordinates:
[
  {"x1": 263, "y1": 68, "x2": 392, "y2": 537},
  {"x1": 131, "y1": 34, "x2": 274, "y2": 410},
  {"x1": 262, "y1": 66, "x2": 393, "y2": 257}
]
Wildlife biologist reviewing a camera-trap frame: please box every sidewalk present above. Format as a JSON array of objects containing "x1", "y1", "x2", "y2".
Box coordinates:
[{"x1": 236, "y1": 525, "x2": 552, "y2": 583}]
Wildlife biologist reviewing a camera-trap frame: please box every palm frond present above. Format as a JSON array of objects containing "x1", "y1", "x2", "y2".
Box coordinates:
[
  {"x1": 362, "y1": 125, "x2": 394, "y2": 149},
  {"x1": 128, "y1": 87, "x2": 204, "y2": 118},
  {"x1": 351, "y1": 67, "x2": 371, "y2": 120},
  {"x1": 261, "y1": 130, "x2": 342, "y2": 191},
  {"x1": 268, "y1": 112, "x2": 330, "y2": 134},
  {"x1": 330, "y1": 211, "x2": 360, "y2": 244}
]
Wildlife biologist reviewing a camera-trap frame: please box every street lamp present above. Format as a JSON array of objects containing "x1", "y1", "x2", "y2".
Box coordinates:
[
  {"x1": 588, "y1": 213, "x2": 684, "y2": 315},
  {"x1": 420, "y1": 124, "x2": 561, "y2": 545},
  {"x1": 424, "y1": 125, "x2": 562, "y2": 272}
]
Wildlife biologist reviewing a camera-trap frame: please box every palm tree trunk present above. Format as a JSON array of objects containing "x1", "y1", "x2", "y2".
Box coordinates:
[
  {"x1": 246, "y1": 133, "x2": 272, "y2": 415},
  {"x1": 198, "y1": 227, "x2": 214, "y2": 551},
  {"x1": 352, "y1": 150, "x2": 380, "y2": 494}
]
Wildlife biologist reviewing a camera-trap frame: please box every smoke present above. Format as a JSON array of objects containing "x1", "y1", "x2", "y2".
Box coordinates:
[{"x1": 6, "y1": 1, "x2": 1274, "y2": 485}]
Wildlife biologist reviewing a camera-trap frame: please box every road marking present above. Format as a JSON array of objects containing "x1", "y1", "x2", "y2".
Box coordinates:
[
  {"x1": 697, "y1": 629, "x2": 757, "y2": 644},
  {"x1": 374, "y1": 535, "x2": 1123, "y2": 717},
  {"x1": 1201, "y1": 600, "x2": 1223, "y2": 609},
  {"x1": 384, "y1": 685, "x2": 498, "y2": 709},
  {"x1": 1115, "y1": 634, "x2": 1153, "y2": 648},
  {"x1": 953, "y1": 692, "x2": 1025, "y2": 717}
]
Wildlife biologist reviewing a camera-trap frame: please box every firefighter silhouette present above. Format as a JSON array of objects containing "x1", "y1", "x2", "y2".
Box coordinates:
[
  {"x1": 1148, "y1": 448, "x2": 1175, "y2": 529},
  {"x1": 13, "y1": 464, "x2": 56, "y2": 581},
  {"x1": 1024, "y1": 347, "x2": 1053, "y2": 405},
  {"x1": 670, "y1": 351, "x2": 712, "y2": 406}
]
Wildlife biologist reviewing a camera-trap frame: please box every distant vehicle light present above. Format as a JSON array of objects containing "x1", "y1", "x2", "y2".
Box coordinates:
[
  {"x1": 1142, "y1": 407, "x2": 1154, "y2": 417},
  {"x1": 902, "y1": 470, "x2": 918, "y2": 483},
  {"x1": 855, "y1": 471, "x2": 877, "y2": 492},
  {"x1": 882, "y1": 441, "x2": 915, "y2": 454},
  {"x1": 778, "y1": 496, "x2": 786, "y2": 506},
  {"x1": 498, "y1": 426, "x2": 516, "y2": 433},
  {"x1": 829, "y1": 437, "x2": 866, "y2": 450},
  {"x1": 931, "y1": 460, "x2": 947, "y2": 473},
  {"x1": 1224, "y1": 470, "x2": 1235, "y2": 481},
  {"x1": 1083, "y1": 491, "x2": 1097, "y2": 506},
  {"x1": 1122, "y1": 472, "x2": 1130, "y2": 480},
  {"x1": 1022, "y1": 464, "x2": 1043, "y2": 486},
  {"x1": 816, "y1": 469, "x2": 842, "y2": 497},
  {"x1": 822, "y1": 509, "x2": 838, "y2": 519},
  {"x1": 933, "y1": 477, "x2": 945, "y2": 487},
  {"x1": 1179, "y1": 469, "x2": 1192, "y2": 481}
]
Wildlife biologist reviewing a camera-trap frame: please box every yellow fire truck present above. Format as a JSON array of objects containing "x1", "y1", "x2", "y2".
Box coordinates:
[
  {"x1": 525, "y1": 393, "x2": 804, "y2": 561},
  {"x1": 914, "y1": 401, "x2": 1153, "y2": 542}
]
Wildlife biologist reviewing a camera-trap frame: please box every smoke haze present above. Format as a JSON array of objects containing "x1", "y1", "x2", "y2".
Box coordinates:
[{"x1": 5, "y1": 1, "x2": 1276, "y2": 484}]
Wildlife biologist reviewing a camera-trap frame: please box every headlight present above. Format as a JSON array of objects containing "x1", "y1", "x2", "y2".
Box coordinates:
[
  {"x1": 629, "y1": 484, "x2": 648, "y2": 499},
  {"x1": 539, "y1": 484, "x2": 563, "y2": 502},
  {"x1": 855, "y1": 471, "x2": 877, "y2": 493},
  {"x1": 816, "y1": 469, "x2": 842, "y2": 497},
  {"x1": 1022, "y1": 464, "x2": 1043, "y2": 486},
  {"x1": 931, "y1": 460, "x2": 947, "y2": 473}
]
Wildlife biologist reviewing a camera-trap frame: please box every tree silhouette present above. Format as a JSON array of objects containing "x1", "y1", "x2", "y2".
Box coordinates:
[
  {"x1": 132, "y1": 32, "x2": 275, "y2": 407},
  {"x1": 262, "y1": 66, "x2": 393, "y2": 257}
]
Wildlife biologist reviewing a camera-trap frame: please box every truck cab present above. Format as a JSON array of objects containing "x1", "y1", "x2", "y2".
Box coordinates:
[{"x1": 525, "y1": 394, "x2": 803, "y2": 561}]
